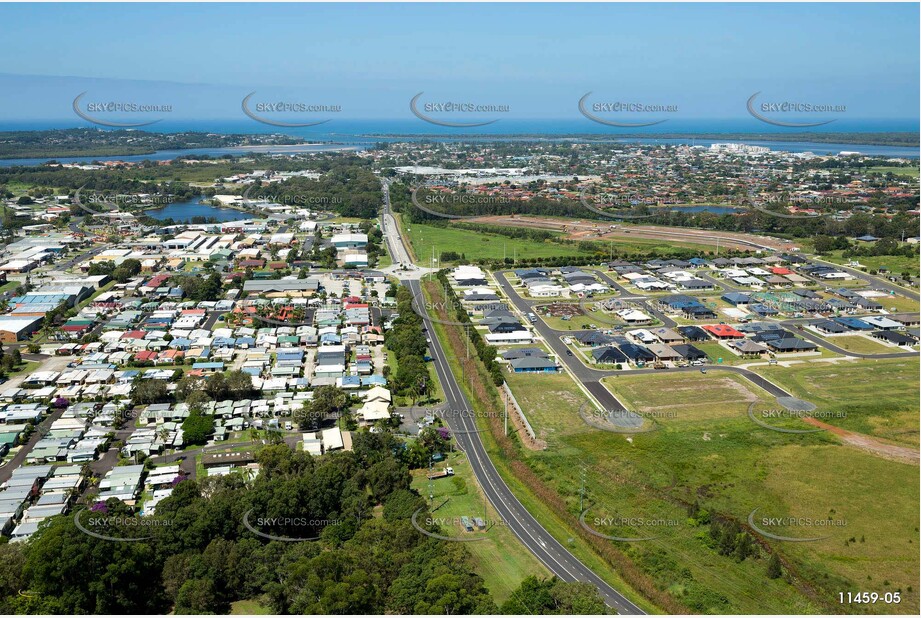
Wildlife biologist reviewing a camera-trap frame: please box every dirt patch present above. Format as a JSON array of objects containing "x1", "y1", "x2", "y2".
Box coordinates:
[
  {"x1": 536, "y1": 303, "x2": 584, "y2": 318},
  {"x1": 803, "y1": 417, "x2": 920, "y2": 465}
]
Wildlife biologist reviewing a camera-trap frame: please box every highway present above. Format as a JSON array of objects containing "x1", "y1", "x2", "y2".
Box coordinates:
[{"x1": 379, "y1": 182, "x2": 646, "y2": 614}]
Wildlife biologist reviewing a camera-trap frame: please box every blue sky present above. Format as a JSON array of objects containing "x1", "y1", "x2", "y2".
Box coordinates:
[{"x1": 0, "y1": 2, "x2": 917, "y2": 126}]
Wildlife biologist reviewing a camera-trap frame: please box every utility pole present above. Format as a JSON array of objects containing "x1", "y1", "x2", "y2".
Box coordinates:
[
  {"x1": 579, "y1": 464, "x2": 586, "y2": 513},
  {"x1": 428, "y1": 455, "x2": 434, "y2": 504},
  {"x1": 503, "y1": 386, "x2": 508, "y2": 436}
]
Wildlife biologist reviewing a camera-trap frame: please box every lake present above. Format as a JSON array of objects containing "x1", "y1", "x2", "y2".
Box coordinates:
[{"x1": 144, "y1": 196, "x2": 254, "y2": 223}]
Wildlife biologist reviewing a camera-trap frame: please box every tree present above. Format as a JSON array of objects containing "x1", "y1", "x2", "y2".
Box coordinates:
[
  {"x1": 132, "y1": 379, "x2": 169, "y2": 405},
  {"x1": 224, "y1": 370, "x2": 254, "y2": 398},
  {"x1": 20, "y1": 511, "x2": 168, "y2": 613},
  {"x1": 185, "y1": 390, "x2": 212, "y2": 413},
  {"x1": 181, "y1": 412, "x2": 214, "y2": 446},
  {"x1": 766, "y1": 553, "x2": 782, "y2": 579},
  {"x1": 501, "y1": 576, "x2": 607, "y2": 614},
  {"x1": 366, "y1": 457, "x2": 411, "y2": 502},
  {"x1": 204, "y1": 372, "x2": 228, "y2": 400},
  {"x1": 296, "y1": 386, "x2": 348, "y2": 429}
]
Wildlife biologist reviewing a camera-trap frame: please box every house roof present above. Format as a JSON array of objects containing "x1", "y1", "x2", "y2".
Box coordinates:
[{"x1": 702, "y1": 324, "x2": 745, "y2": 338}]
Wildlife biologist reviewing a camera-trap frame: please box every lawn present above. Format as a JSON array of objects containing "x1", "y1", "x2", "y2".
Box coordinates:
[
  {"x1": 831, "y1": 334, "x2": 905, "y2": 355},
  {"x1": 402, "y1": 222, "x2": 593, "y2": 265},
  {"x1": 7, "y1": 360, "x2": 40, "y2": 377},
  {"x1": 532, "y1": 304, "x2": 593, "y2": 331},
  {"x1": 505, "y1": 362, "x2": 588, "y2": 446},
  {"x1": 384, "y1": 346, "x2": 445, "y2": 407},
  {"x1": 691, "y1": 341, "x2": 750, "y2": 366},
  {"x1": 229, "y1": 599, "x2": 273, "y2": 614},
  {"x1": 819, "y1": 251, "x2": 921, "y2": 279},
  {"x1": 757, "y1": 357, "x2": 920, "y2": 447},
  {"x1": 864, "y1": 166, "x2": 920, "y2": 178},
  {"x1": 604, "y1": 371, "x2": 760, "y2": 425},
  {"x1": 410, "y1": 450, "x2": 550, "y2": 604}
]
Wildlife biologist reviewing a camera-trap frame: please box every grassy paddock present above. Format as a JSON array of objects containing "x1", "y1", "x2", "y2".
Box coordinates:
[
  {"x1": 500, "y1": 354, "x2": 920, "y2": 613},
  {"x1": 404, "y1": 222, "x2": 592, "y2": 264},
  {"x1": 757, "y1": 358, "x2": 920, "y2": 447}
]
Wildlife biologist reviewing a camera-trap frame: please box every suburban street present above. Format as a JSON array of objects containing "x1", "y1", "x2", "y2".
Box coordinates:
[{"x1": 493, "y1": 270, "x2": 918, "y2": 415}]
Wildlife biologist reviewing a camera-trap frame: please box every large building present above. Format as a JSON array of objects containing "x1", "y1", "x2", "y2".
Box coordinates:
[
  {"x1": 0, "y1": 316, "x2": 43, "y2": 343},
  {"x1": 330, "y1": 233, "x2": 368, "y2": 250}
]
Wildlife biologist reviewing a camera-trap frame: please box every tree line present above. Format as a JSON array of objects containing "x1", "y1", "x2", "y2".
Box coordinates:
[{"x1": 0, "y1": 436, "x2": 608, "y2": 614}]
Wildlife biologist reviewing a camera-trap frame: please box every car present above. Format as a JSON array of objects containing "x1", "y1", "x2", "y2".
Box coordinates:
[
  {"x1": 284, "y1": 422, "x2": 293, "y2": 431},
  {"x1": 566, "y1": 350, "x2": 573, "y2": 356},
  {"x1": 700, "y1": 368, "x2": 707, "y2": 374}
]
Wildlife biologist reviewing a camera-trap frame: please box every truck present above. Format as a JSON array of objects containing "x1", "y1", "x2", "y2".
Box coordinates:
[
  {"x1": 527, "y1": 312, "x2": 537, "y2": 323},
  {"x1": 426, "y1": 467, "x2": 455, "y2": 480}
]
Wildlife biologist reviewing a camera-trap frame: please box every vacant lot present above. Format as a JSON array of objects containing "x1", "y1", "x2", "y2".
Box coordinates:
[
  {"x1": 819, "y1": 251, "x2": 921, "y2": 278},
  {"x1": 502, "y1": 359, "x2": 919, "y2": 613},
  {"x1": 403, "y1": 222, "x2": 591, "y2": 264},
  {"x1": 605, "y1": 372, "x2": 759, "y2": 425},
  {"x1": 758, "y1": 358, "x2": 920, "y2": 447},
  {"x1": 832, "y1": 334, "x2": 904, "y2": 355}
]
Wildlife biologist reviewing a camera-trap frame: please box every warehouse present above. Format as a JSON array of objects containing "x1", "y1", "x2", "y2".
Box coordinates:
[{"x1": 0, "y1": 316, "x2": 43, "y2": 342}]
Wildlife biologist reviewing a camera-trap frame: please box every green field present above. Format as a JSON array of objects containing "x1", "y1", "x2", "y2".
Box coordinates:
[
  {"x1": 410, "y1": 450, "x2": 549, "y2": 603},
  {"x1": 757, "y1": 357, "x2": 920, "y2": 447},
  {"x1": 605, "y1": 371, "x2": 760, "y2": 424},
  {"x1": 229, "y1": 599, "x2": 272, "y2": 614},
  {"x1": 498, "y1": 361, "x2": 920, "y2": 614},
  {"x1": 865, "y1": 166, "x2": 920, "y2": 178},
  {"x1": 690, "y1": 341, "x2": 751, "y2": 366},
  {"x1": 402, "y1": 222, "x2": 593, "y2": 265},
  {"x1": 832, "y1": 334, "x2": 906, "y2": 355},
  {"x1": 819, "y1": 252, "x2": 921, "y2": 279}
]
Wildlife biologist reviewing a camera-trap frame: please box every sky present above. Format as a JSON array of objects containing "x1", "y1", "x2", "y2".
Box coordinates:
[{"x1": 0, "y1": 2, "x2": 917, "y2": 129}]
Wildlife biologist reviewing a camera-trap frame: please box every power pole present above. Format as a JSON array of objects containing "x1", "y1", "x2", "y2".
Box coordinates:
[
  {"x1": 428, "y1": 455, "x2": 434, "y2": 504},
  {"x1": 503, "y1": 386, "x2": 508, "y2": 436}
]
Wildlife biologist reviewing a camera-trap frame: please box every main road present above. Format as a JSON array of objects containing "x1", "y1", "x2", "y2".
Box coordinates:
[{"x1": 379, "y1": 181, "x2": 646, "y2": 614}]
